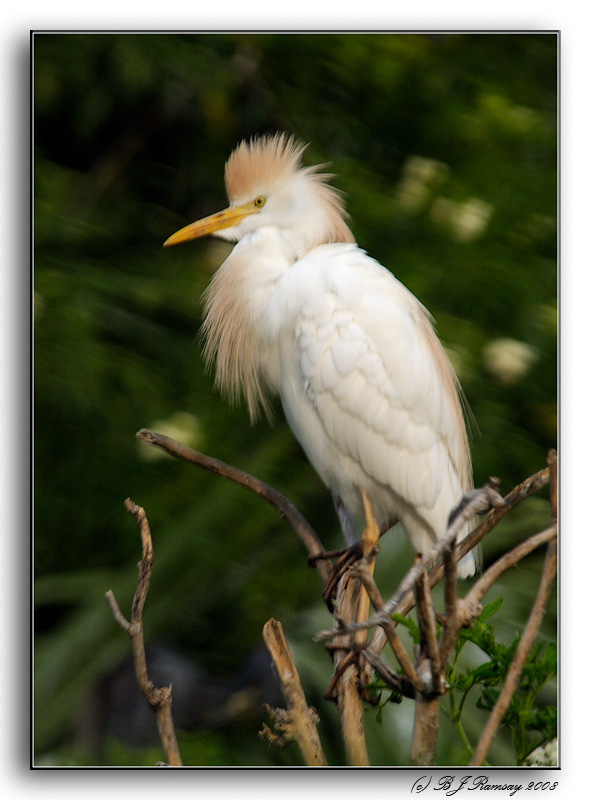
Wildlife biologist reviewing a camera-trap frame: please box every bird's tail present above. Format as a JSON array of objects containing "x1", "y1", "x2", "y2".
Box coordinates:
[
  {"x1": 408, "y1": 518, "x2": 479, "y2": 579},
  {"x1": 456, "y1": 549, "x2": 477, "y2": 578}
]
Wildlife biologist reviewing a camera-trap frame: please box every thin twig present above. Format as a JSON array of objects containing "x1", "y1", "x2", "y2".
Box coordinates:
[
  {"x1": 469, "y1": 536, "x2": 557, "y2": 766},
  {"x1": 260, "y1": 619, "x2": 328, "y2": 766},
  {"x1": 436, "y1": 523, "x2": 555, "y2": 671},
  {"x1": 105, "y1": 498, "x2": 182, "y2": 767},
  {"x1": 105, "y1": 590, "x2": 132, "y2": 634},
  {"x1": 324, "y1": 650, "x2": 358, "y2": 701},
  {"x1": 127, "y1": 499, "x2": 153, "y2": 625},
  {"x1": 414, "y1": 570, "x2": 442, "y2": 694},
  {"x1": 373, "y1": 480, "x2": 503, "y2": 623},
  {"x1": 467, "y1": 526, "x2": 557, "y2": 605},
  {"x1": 352, "y1": 494, "x2": 382, "y2": 699},
  {"x1": 136, "y1": 428, "x2": 332, "y2": 584},
  {"x1": 409, "y1": 563, "x2": 446, "y2": 766}
]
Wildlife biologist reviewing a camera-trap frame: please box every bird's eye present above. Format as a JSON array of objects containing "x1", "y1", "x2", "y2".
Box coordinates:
[{"x1": 254, "y1": 196, "x2": 266, "y2": 208}]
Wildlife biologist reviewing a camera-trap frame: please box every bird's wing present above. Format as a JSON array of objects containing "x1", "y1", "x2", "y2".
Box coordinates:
[{"x1": 269, "y1": 243, "x2": 471, "y2": 536}]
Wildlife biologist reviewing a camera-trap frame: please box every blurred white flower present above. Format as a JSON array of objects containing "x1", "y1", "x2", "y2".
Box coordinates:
[
  {"x1": 483, "y1": 338, "x2": 538, "y2": 385},
  {"x1": 430, "y1": 196, "x2": 493, "y2": 242},
  {"x1": 395, "y1": 155, "x2": 449, "y2": 212}
]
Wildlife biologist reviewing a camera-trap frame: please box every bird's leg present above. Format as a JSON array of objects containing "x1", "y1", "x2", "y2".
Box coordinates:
[
  {"x1": 306, "y1": 490, "x2": 362, "y2": 607},
  {"x1": 331, "y1": 488, "x2": 359, "y2": 548},
  {"x1": 327, "y1": 494, "x2": 381, "y2": 766},
  {"x1": 353, "y1": 492, "x2": 382, "y2": 696}
]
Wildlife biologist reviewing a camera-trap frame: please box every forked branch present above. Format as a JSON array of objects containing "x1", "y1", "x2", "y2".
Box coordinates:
[{"x1": 105, "y1": 498, "x2": 182, "y2": 767}]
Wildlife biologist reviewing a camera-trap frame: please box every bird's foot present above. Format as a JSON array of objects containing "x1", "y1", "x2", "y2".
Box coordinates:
[{"x1": 308, "y1": 542, "x2": 364, "y2": 609}]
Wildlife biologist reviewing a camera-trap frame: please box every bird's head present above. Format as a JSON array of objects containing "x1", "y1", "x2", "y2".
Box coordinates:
[{"x1": 164, "y1": 133, "x2": 355, "y2": 255}]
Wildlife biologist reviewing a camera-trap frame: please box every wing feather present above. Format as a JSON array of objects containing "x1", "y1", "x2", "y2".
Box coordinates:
[{"x1": 269, "y1": 243, "x2": 473, "y2": 561}]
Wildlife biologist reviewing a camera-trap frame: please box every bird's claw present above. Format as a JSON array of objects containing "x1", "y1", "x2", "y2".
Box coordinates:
[{"x1": 308, "y1": 541, "x2": 364, "y2": 610}]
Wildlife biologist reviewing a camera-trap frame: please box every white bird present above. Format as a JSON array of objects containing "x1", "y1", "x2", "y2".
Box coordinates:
[{"x1": 164, "y1": 133, "x2": 476, "y2": 577}]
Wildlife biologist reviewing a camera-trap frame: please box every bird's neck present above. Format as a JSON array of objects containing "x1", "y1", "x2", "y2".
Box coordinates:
[{"x1": 201, "y1": 227, "x2": 293, "y2": 420}]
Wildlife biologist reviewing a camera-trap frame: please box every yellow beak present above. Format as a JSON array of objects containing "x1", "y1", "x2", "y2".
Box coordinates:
[{"x1": 163, "y1": 203, "x2": 259, "y2": 247}]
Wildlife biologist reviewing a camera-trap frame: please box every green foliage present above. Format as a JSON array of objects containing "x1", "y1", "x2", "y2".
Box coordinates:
[
  {"x1": 33, "y1": 32, "x2": 557, "y2": 766},
  {"x1": 363, "y1": 594, "x2": 556, "y2": 766},
  {"x1": 446, "y1": 599, "x2": 557, "y2": 765},
  {"x1": 390, "y1": 613, "x2": 422, "y2": 644}
]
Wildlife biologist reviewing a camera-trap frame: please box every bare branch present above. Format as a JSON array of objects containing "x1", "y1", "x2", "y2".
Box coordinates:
[
  {"x1": 105, "y1": 499, "x2": 182, "y2": 767},
  {"x1": 329, "y1": 491, "x2": 383, "y2": 766},
  {"x1": 125, "y1": 498, "x2": 153, "y2": 625},
  {"x1": 437, "y1": 523, "x2": 555, "y2": 670},
  {"x1": 414, "y1": 569, "x2": 442, "y2": 694},
  {"x1": 136, "y1": 428, "x2": 332, "y2": 584},
  {"x1": 130, "y1": 429, "x2": 556, "y2": 769},
  {"x1": 331, "y1": 577, "x2": 370, "y2": 765},
  {"x1": 105, "y1": 589, "x2": 132, "y2": 635},
  {"x1": 378, "y1": 480, "x2": 503, "y2": 621},
  {"x1": 409, "y1": 695, "x2": 440, "y2": 766},
  {"x1": 467, "y1": 525, "x2": 556, "y2": 605},
  {"x1": 260, "y1": 619, "x2": 327, "y2": 766},
  {"x1": 438, "y1": 539, "x2": 459, "y2": 668}
]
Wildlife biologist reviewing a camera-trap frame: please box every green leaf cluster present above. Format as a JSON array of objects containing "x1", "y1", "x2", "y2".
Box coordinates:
[{"x1": 447, "y1": 599, "x2": 557, "y2": 764}]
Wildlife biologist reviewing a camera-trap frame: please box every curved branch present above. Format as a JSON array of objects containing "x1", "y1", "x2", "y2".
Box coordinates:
[{"x1": 136, "y1": 428, "x2": 332, "y2": 584}]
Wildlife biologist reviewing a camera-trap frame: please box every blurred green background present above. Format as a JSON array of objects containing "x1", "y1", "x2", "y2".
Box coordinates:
[{"x1": 33, "y1": 32, "x2": 557, "y2": 767}]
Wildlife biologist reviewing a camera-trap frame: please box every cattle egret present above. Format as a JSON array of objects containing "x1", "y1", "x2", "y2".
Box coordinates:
[{"x1": 164, "y1": 133, "x2": 476, "y2": 577}]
